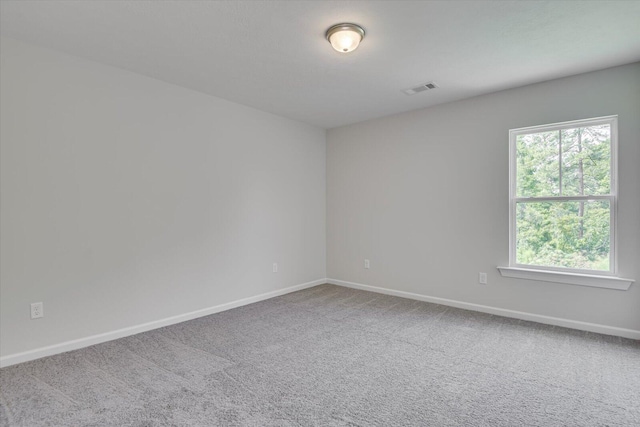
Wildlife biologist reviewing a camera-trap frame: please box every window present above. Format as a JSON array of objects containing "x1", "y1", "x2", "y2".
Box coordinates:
[{"x1": 509, "y1": 116, "x2": 617, "y2": 276}]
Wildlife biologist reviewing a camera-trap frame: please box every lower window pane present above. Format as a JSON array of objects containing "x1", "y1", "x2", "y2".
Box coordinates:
[{"x1": 516, "y1": 200, "x2": 610, "y2": 271}]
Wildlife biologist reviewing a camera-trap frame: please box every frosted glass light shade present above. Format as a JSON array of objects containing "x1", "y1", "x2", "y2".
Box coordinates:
[{"x1": 326, "y1": 23, "x2": 365, "y2": 53}]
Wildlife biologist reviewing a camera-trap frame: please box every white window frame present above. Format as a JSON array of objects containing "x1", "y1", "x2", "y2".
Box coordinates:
[{"x1": 499, "y1": 115, "x2": 633, "y2": 290}]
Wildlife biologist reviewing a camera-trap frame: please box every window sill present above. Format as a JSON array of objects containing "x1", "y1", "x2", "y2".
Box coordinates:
[{"x1": 497, "y1": 267, "x2": 634, "y2": 290}]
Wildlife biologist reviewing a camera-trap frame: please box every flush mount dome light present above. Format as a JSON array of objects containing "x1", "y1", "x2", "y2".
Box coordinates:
[{"x1": 326, "y1": 23, "x2": 365, "y2": 53}]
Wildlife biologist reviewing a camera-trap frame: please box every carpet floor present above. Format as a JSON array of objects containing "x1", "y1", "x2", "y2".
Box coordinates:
[{"x1": 1, "y1": 284, "x2": 639, "y2": 426}]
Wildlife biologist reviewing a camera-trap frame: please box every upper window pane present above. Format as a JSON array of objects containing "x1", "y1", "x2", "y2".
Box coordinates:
[
  {"x1": 516, "y1": 131, "x2": 559, "y2": 197},
  {"x1": 561, "y1": 125, "x2": 611, "y2": 196}
]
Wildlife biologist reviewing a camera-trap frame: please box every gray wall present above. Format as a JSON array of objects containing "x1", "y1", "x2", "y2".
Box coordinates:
[
  {"x1": 327, "y1": 63, "x2": 640, "y2": 331},
  {"x1": 0, "y1": 38, "x2": 326, "y2": 358}
]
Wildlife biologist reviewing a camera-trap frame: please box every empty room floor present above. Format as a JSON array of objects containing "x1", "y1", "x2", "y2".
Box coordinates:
[{"x1": 1, "y1": 284, "x2": 639, "y2": 426}]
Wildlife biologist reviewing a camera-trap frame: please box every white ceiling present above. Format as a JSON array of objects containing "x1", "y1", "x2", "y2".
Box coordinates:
[{"x1": 1, "y1": 1, "x2": 639, "y2": 129}]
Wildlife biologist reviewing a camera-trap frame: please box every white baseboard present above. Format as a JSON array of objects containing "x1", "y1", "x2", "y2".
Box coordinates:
[
  {"x1": 4, "y1": 277, "x2": 636, "y2": 368},
  {"x1": 0, "y1": 278, "x2": 325, "y2": 368},
  {"x1": 327, "y1": 278, "x2": 640, "y2": 340}
]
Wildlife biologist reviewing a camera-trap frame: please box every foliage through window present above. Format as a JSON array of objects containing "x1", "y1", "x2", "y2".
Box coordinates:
[{"x1": 509, "y1": 116, "x2": 617, "y2": 274}]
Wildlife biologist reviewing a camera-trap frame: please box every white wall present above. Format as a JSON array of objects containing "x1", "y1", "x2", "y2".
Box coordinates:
[
  {"x1": 327, "y1": 63, "x2": 640, "y2": 332},
  {"x1": 1, "y1": 36, "x2": 638, "y2": 364},
  {"x1": 0, "y1": 37, "x2": 326, "y2": 359}
]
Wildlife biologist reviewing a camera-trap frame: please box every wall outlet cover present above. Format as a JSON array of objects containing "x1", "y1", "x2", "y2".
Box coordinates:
[{"x1": 31, "y1": 302, "x2": 44, "y2": 319}]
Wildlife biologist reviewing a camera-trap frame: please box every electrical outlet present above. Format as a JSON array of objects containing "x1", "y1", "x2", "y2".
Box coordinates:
[
  {"x1": 364, "y1": 259, "x2": 370, "y2": 269},
  {"x1": 31, "y1": 302, "x2": 44, "y2": 319},
  {"x1": 273, "y1": 263, "x2": 278, "y2": 273},
  {"x1": 479, "y1": 272, "x2": 487, "y2": 285}
]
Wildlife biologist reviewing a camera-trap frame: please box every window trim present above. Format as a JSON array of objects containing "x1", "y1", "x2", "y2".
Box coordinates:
[
  {"x1": 507, "y1": 115, "x2": 619, "y2": 277},
  {"x1": 496, "y1": 266, "x2": 633, "y2": 290}
]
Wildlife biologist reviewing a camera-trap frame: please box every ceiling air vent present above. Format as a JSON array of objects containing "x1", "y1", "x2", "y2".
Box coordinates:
[{"x1": 403, "y1": 82, "x2": 438, "y2": 96}]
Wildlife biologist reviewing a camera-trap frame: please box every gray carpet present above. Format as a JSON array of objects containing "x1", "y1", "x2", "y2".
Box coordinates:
[{"x1": 1, "y1": 284, "x2": 639, "y2": 426}]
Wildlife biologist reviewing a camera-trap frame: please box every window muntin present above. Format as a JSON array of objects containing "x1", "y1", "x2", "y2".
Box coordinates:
[{"x1": 509, "y1": 116, "x2": 617, "y2": 275}]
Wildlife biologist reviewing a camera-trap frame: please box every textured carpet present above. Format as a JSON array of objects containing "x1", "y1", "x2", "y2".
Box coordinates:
[{"x1": 1, "y1": 284, "x2": 639, "y2": 426}]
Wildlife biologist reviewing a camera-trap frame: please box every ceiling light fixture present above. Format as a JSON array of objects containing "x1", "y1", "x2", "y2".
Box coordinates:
[{"x1": 325, "y1": 23, "x2": 365, "y2": 53}]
